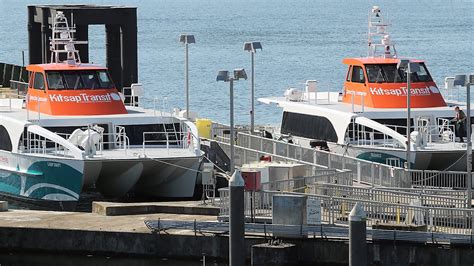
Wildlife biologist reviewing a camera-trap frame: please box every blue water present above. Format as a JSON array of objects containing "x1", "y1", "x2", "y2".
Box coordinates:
[{"x1": 0, "y1": 0, "x2": 472, "y2": 125}]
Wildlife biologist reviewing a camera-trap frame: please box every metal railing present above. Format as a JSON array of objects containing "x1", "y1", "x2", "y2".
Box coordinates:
[
  {"x1": 23, "y1": 131, "x2": 76, "y2": 158},
  {"x1": 260, "y1": 170, "x2": 354, "y2": 191},
  {"x1": 218, "y1": 188, "x2": 473, "y2": 235},
  {"x1": 57, "y1": 125, "x2": 130, "y2": 156},
  {"x1": 213, "y1": 128, "x2": 472, "y2": 190},
  {"x1": 55, "y1": 122, "x2": 198, "y2": 157},
  {"x1": 9, "y1": 80, "x2": 28, "y2": 96},
  {"x1": 257, "y1": 171, "x2": 467, "y2": 208},
  {"x1": 307, "y1": 183, "x2": 467, "y2": 208},
  {"x1": 144, "y1": 219, "x2": 474, "y2": 245}
]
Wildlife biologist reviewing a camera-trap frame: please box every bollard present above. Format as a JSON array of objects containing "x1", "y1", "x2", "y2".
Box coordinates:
[
  {"x1": 229, "y1": 170, "x2": 245, "y2": 266},
  {"x1": 349, "y1": 202, "x2": 367, "y2": 266}
]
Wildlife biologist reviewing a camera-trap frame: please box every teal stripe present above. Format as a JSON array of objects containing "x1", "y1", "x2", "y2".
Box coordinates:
[{"x1": 0, "y1": 161, "x2": 83, "y2": 201}]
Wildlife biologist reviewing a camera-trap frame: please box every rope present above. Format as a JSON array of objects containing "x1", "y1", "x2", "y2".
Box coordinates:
[{"x1": 142, "y1": 154, "x2": 232, "y2": 179}]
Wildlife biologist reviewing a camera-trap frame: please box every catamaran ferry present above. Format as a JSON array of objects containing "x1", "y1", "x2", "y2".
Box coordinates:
[
  {"x1": 259, "y1": 6, "x2": 472, "y2": 171},
  {"x1": 0, "y1": 12, "x2": 203, "y2": 210}
]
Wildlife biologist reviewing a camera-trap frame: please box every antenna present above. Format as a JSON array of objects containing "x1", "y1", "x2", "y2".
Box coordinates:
[
  {"x1": 367, "y1": 6, "x2": 397, "y2": 59},
  {"x1": 49, "y1": 11, "x2": 88, "y2": 64}
]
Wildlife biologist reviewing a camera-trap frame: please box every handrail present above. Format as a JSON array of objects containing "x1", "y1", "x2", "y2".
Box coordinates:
[
  {"x1": 213, "y1": 127, "x2": 472, "y2": 189},
  {"x1": 218, "y1": 187, "x2": 473, "y2": 235}
]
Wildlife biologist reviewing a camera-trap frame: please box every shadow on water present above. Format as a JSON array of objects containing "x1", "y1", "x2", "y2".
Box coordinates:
[{"x1": 0, "y1": 252, "x2": 226, "y2": 266}]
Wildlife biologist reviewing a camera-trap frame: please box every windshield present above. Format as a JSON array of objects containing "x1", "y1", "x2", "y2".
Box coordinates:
[
  {"x1": 46, "y1": 70, "x2": 114, "y2": 90},
  {"x1": 365, "y1": 63, "x2": 433, "y2": 83}
]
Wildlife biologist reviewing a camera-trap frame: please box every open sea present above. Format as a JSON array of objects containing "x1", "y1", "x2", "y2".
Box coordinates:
[{"x1": 0, "y1": 0, "x2": 473, "y2": 126}]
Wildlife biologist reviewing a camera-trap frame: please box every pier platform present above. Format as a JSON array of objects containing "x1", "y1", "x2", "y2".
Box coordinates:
[{"x1": 0, "y1": 201, "x2": 472, "y2": 265}]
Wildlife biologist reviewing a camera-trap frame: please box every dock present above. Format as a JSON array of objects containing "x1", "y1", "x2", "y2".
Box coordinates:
[{"x1": 0, "y1": 200, "x2": 473, "y2": 265}]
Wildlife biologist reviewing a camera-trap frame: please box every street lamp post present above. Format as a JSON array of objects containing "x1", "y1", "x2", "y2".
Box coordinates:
[
  {"x1": 454, "y1": 74, "x2": 474, "y2": 209},
  {"x1": 243, "y1": 42, "x2": 262, "y2": 134},
  {"x1": 217, "y1": 68, "x2": 247, "y2": 266},
  {"x1": 179, "y1": 33, "x2": 195, "y2": 119},
  {"x1": 216, "y1": 69, "x2": 248, "y2": 173},
  {"x1": 397, "y1": 59, "x2": 420, "y2": 170}
]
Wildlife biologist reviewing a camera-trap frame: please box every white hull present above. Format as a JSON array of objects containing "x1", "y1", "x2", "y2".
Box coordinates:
[
  {"x1": 93, "y1": 156, "x2": 201, "y2": 198},
  {"x1": 293, "y1": 136, "x2": 467, "y2": 171}
]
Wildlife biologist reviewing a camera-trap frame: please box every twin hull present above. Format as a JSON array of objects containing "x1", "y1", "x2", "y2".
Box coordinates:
[
  {"x1": 87, "y1": 156, "x2": 201, "y2": 198},
  {"x1": 331, "y1": 144, "x2": 467, "y2": 171},
  {"x1": 0, "y1": 150, "x2": 201, "y2": 210}
]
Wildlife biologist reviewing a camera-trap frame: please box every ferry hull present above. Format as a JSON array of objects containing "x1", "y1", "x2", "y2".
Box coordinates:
[
  {"x1": 423, "y1": 151, "x2": 467, "y2": 171},
  {"x1": 134, "y1": 157, "x2": 201, "y2": 198},
  {"x1": 333, "y1": 145, "x2": 469, "y2": 171},
  {"x1": 0, "y1": 151, "x2": 84, "y2": 211},
  {"x1": 94, "y1": 156, "x2": 201, "y2": 198}
]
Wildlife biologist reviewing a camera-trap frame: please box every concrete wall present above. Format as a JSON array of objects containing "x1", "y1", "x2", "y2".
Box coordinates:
[{"x1": 0, "y1": 227, "x2": 472, "y2": 265}]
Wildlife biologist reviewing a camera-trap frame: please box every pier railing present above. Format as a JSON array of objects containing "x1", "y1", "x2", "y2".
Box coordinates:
[
  {"x1": 218, "y1": 188, "x2": 473, "y2": 235},
  {"x1": 145, "y1": 219, "x2": 474, "y2": 246},
  {"x1": 258, "y1": 176, "x2": 467, "y2": 208},
  {"x1": 259, "y1": 170, "x2": 354, "y2": 191},
  {"x1": 211, "y1": 123, "x2": 472, "y2": 190}
]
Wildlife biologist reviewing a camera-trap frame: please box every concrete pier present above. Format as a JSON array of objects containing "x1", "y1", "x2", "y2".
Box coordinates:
[
  {"x1": 0, "y1": 202, "x2": 472, "y2": 265},
  {"x1": 251, "y1": 243, "x2": 297, "y2": 266}
]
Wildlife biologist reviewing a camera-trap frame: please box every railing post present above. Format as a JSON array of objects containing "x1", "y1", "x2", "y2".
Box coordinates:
[
  {"x1": 329, "y1": 196, "x2": 334, "y2": 224},
  {"x1": 313, "y1": 149, "x2": 317, "y2": 165},
  {"x1": 357, "y1": 162, "x2": 361, "y2": 183},
  {"x1": 328, "y1": 153, "x2": 332, "y2": 169},
  {"x1": 371, "y1": 164, "x2": 375, "y2": 187},
  {"x1": 243, "y1": 148, "x2": 247, "y2": 165},
  {"x1": 378, "y1": 165, "x2": 382, "y2": 186}
]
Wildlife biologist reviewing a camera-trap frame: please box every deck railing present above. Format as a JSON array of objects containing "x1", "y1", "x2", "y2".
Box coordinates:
[
  {"x1": 212, "y1": 124, "x2": 473, "y2": 190},
  {"x1": 218, "y1": 188, "x2": 473, "y2": 235}
]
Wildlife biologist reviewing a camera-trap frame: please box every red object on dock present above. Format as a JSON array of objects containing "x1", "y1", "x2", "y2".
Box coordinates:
[{"x1": 242, "y1": 171, "x2": 261, "y2": 191}]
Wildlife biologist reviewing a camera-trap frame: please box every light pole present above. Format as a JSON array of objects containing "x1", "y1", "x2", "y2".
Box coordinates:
[
  {"x1": 243, "y1": 42, "x2": 262, "y2": 133},
  {"x1": 454, "y1": 74, "x2": 474, "y2": 209},
  {"x1": 179, "y1": 33, "x2": 195, "y2": 119},
  {"x1": 397, "y1": 59, "x2": 420, "y2": 170},
  {"x1": 217, "y1": 69, "x2": 248, "y2": 173},
  {"x1": 217, "y1": 68, "x2": 248, "y2": 266}
]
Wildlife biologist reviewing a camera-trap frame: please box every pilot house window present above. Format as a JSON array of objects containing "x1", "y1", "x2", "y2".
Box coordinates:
[
  {"x1": 46, "y1": 70, "x2": 115, "y2": 90},
  {"x1": 33, "y1": 72, "x2": 45, "y2": 90},
  {"x1": 351, "y1": 66, "x2": 365, "y2": 83},
  {"x1": 365, "y1": 63, "x2": 433, "y2": 83}
]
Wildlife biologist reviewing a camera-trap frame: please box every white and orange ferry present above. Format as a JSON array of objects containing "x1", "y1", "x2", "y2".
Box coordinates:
[
  {"x1": 0, "y1": 12, "x2": 202, "y2": 209},
  {"x1": 260, "y1": 6, "x2": 472, "y2": 171}
]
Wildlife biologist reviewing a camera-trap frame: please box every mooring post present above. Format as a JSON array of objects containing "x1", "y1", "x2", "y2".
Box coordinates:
[
  {"x1": 229, "y1": 170, "x2": 245, "y2": 266},
  {"x1": 349, "y1": 202, "x2": 367, "y2": 266}
]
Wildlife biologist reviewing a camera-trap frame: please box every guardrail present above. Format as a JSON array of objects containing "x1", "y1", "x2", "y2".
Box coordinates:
[
  {"x1": 218, "y1": 188, "x2": 473, "y2": 235},
  {"x1": 260, "y1": 170, "x2": 354, "y2": 191},
  {"x1": 212, "y1": 125, "x2": 472, "y2": 190},
  {"x1": 258, "y1": 172, "x2": 467, "y2": 208},
  {"x1": 9, "y1": 80, "x2": 28, "y2": 96},
  {"x1": 144, "y1": 219, "x2": 474, "y2": 245},
  {"x1": 308, "y1": 182, "x2": 467, "y2": 208}
]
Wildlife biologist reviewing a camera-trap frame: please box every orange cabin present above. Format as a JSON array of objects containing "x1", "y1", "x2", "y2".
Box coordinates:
[
  {"x1": 26, "y1": 63, "x2": 127, "y2": 116},
  {"x1": 341, "y1": 58, "x2": 446, "y2": 108}
]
